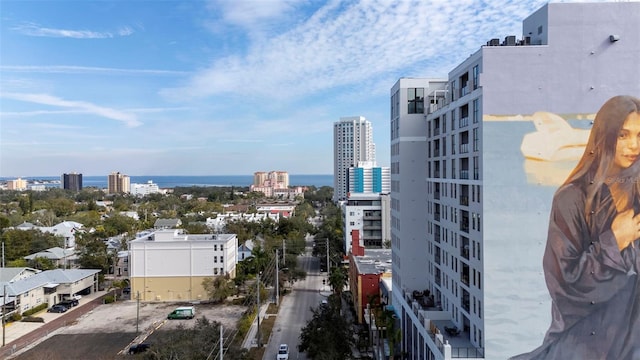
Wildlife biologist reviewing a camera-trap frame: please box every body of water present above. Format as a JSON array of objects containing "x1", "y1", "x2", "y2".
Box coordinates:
[{"x1": 1, "y1": 175, "x2": 333, "y2": 189}]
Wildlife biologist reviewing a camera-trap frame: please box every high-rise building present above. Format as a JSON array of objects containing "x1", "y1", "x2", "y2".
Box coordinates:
[
  {"x1": 6, "y1": 178, "x2": 27, "y2": 191},
  {"x1": 253, "y1": 172, "x2": 269, "y2": 187},
  {"x1": 391, "y1": 2, "x2": 640, "y2": 359},
  {"x1": 333, "y1": 116, "x2": 375, "y2": 202},
  {"x1": 107, "y1": 172, "x2": 130, "y2": 194},
  {"x1": 61, "y1": 173, "x2": 82, "y2": 191},
  {"x1": 348, "y1": 161, "x2": 390, "y2": 195}
]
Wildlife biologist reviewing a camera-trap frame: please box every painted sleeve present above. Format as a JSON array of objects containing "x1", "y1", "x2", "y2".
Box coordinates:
[{"x1": 543, "y1": 185, "x2": 632, "y2": 323}]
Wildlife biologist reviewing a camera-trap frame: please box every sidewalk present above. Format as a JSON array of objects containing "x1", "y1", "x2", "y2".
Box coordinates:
[
  {"x1": 241, "y1": 303, "x2": 270, "y2": 349},
  {"x1": 0, "y1": 289, "x2": 108, "y2": 358}
]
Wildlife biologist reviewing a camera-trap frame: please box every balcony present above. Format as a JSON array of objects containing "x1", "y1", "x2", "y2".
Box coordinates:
[
  {"x1": 459, "y1": 170, "x2": 469, "y2": 180},
  {"x1": 434, "y1": 191, "x2": 440, "y2": 200},
  {"x1": 459, "y1": 196, "x2": 469, "y2": 206},
  {"x1": 461, "y1": 243, "x2": 470, "y2": 260},
  {"x1": 459, "y1": 116, "x2": 469, "y2": 128},
  {"x1": 434, "y1": 212, "x2": 441, "y2": 222},
  {"x1": 460, "y1": 143, "x2": 469, "y2": 154},
  {"x1": 434, "y1": 127, "x2": 440, "y2": 136}
]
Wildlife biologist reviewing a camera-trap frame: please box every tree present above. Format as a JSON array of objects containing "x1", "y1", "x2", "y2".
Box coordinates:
[
  {"x1": 202, "y1": 275, "x2": 235, "y2": 303},
  {"x1": 299, "y1": 297, "x2": 353, "y2": 359},
  {"x1": 328, "y1": 266, "x2": 347, "y2": 298}
]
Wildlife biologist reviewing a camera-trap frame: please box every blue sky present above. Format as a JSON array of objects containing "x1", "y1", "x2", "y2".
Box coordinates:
[{"x1": 0, "y1": 0, "x2": 585, "y2": 176}]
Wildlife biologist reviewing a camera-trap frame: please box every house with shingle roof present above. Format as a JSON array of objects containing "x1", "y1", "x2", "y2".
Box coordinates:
[
  {"x1": 0, "y1": 267, "x2": 40, "y2": 283},
  {"x1": 0, "y1": 268, "x2": 100, "y2": 317},
  {"x1": 24, "y1": 247, "x2": 77, "y2": 268},
  {"x1": 153, "y1": 218, "x2": 182, "y2": 229}
]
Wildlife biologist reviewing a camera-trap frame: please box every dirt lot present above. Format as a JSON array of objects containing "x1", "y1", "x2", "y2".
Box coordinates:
[{"x1": 12, "y1": 301, "x2": 246, "y2": 360}]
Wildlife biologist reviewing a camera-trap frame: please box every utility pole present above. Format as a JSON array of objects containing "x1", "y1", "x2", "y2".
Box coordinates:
[
  {"x1": 256, "y1": 273, "x2": 261, "y2": 347},
  {"x1": 326, "y1": 238, "x2": 330, "y2": 274},
  {"x1": 2, "y1": 242, "x2": 4, "y2": 268},
  {"x1": 282, "y1": 239, "x2": 286, "y2": 266},
  {"x1": 136, "y1": 291, "x2": 140, "y2": 334},
  {"x1": 275, "y1": 249, "x2": 279, "y2": 306},
  {"x1": 2, "y1": 284, "x2": 6, "y2": 347},
  {"x1": 219, "y1": 325, "x2": 223, "y2": 360}
]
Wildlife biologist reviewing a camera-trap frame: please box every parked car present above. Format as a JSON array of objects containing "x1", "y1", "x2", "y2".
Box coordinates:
[
  {"x1": 59, "y1": 299, "x2": 79, "y2": 308},
  {"x1": 277, "y1": 344, "x2": 289, "y2": 360},
  {"x1": 47, "y1": 304, "x2": 68, "y2": 313},
  {"x1": 129, "y1": 343, "x2": 150, "y2": 354}
]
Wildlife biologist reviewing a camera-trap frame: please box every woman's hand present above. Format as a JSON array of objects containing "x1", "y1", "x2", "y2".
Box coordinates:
[{"x1": 611, "y1": 209, "x2": 640, "y2": 251}]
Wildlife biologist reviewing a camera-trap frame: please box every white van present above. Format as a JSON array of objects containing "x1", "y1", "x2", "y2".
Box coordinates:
[{"x1": 167, "y1": 306, "x2": 195, "y2": 319}]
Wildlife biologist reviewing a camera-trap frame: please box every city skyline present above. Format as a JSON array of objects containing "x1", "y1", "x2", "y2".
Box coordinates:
[{"x1": 1, "y1": 0, "x2": 578, "y2": 177}]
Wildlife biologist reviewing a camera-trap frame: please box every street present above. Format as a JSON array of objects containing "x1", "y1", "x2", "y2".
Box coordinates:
[{"x1": 261, "y1": 234, "x2": 328, "y2": 360}]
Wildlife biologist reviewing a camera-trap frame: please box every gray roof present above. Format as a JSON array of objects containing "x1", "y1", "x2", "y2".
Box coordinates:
[
  {"x1": 353, "y1": 249, "x2": 392, "y2": 275},
  {"x1": 24, "y1": 247, "x2": 75, "y2": 261},
  {"x1": 0, "y1": 267, "x2": 39, "y2": 282},
  {"x1": 0, "y1": 268, "x2": 101, "y2": 297},
  {"x1": 154, "y1": 218, "x2": 181, "y2": 228}
]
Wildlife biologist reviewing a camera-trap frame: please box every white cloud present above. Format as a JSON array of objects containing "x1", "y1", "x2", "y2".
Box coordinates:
[
  {"x1": 0, "y1": 92, "x2": 142, "y2": 127},
  {"x1": 12, "y1": 22, "x2": 135, "y2": 38},
  {"x1": 162, "y1": 0, "x2": 548, "y2": 101}
]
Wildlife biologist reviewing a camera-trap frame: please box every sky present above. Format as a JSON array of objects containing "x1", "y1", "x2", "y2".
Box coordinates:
[{"x1": 0, "y1": 0, "x2": 597, "y2": 176}]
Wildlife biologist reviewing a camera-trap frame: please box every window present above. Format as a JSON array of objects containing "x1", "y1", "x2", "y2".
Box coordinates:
[
  {"x1": 473, "y1": 128, "x2": 479, "y2": 151},
  {"x1": 220, "y1": 255, "x2": 224, "y2": 262},
  {"x1": 472, "y1": 65, "x2": 479, "y2": 90},
  {"x1": 408, "y1": 88, "x2": 424, "y2": 114},
  {"x1": 473, "y1": 99, "x2": 479, "y2": 124},
  {"x1": 214, "y1": 256, "x2": 218, "y2": 263},
  {"x1": 214, "y1": 244, "x2": 218, "y2": 251},
  {"x1": 214, "y1": 268, "x2": 219, "y2": 275}
]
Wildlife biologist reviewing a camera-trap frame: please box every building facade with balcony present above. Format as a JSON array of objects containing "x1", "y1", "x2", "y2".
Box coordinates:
[
  {"x1": 392, "y1": 2, "x2": 640, "y2": 360},
  {"x1": 342, "y1": 192, "x2": 391, "y2": 254}
]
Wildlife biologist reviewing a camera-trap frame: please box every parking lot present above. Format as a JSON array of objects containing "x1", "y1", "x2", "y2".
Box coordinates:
[{"x1": 8, "y1": 299, "x2": 246, "y2": 359}]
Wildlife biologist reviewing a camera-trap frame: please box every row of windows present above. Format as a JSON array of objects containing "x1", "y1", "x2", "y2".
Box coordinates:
[
  {"x1": 428, "y1": 156, "x2": 480, "y2": 180},
  {"x1": 431, "y1": 182, "x2": 481, "y2": 205},
  {"x1": 431, "y1": 128, "x2": 480, "y2": 158},
  {"x1": 429, "y1": 98, "x2": 480, "y2": 137},
  {"x1": 450, "y1": 65, "x2": 479, "y2": 102}
]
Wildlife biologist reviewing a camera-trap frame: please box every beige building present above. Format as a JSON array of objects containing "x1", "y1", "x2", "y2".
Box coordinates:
[
  {"x1": 107, "y1": 172, "x2": 130, "y2": 194},
  {"x1": 6, "y1": 178, "x2": 27, "y2": 191},
  {"x1": 128, "y1": 229, "x2": 238, "y2": 302}
]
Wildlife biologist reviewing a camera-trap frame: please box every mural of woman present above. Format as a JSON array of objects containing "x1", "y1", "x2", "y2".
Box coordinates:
[{"x1": 512, "y1": 95, "x2": 640, "y2": 360}]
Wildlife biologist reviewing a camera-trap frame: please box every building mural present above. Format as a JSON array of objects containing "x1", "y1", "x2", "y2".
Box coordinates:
[{"x1": 483, "y1": 96, "x2": 640, "y2": 358}]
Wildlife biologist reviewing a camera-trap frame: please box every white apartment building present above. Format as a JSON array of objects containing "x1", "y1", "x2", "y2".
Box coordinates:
[
  {"x1": 392, "y1": 3, "x2": 640, "y2": 360},
  {"x1": 130, "y1": 181, "x2": 163, "y2": 197},
  {"x1": 348, "y1": 161, "x2": 390, "y2": 195},
  {"x1": 128, "y1": 229, "x2": 238, "y2": 302},
  {"x1": 342, "y1": 192, "x2": 391, "y2": 254},
  {"x1": 333, "y1": 116, "x2": 375, "y2": 202}
]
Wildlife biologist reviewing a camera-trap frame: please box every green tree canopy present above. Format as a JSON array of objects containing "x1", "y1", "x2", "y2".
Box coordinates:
[{"x1": 299, "y1": 296, "x2": 353, "y2": 359}]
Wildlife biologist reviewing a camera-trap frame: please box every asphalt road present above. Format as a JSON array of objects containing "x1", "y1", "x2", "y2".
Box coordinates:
[{"x1": 262, "y1": 235, "x2": 328, "y2": 360}]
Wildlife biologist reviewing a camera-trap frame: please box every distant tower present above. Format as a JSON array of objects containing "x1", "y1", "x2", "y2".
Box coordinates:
[
  {"x1": 333, "y1": 116, "x2": 375, "y2": 202},
  {"x1": 107, "y1": 172, "x2": 131, "y2": 194},
  {"x1": 61, "y1": 172, "x2": 83, "y2": 191}
]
